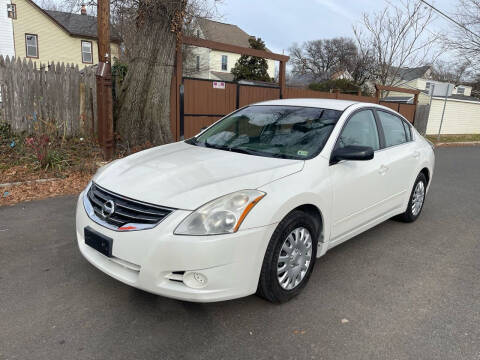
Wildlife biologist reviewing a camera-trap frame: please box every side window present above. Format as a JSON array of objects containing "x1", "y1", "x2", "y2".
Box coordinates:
[
  {"x1": 337, "y1": 110, "x2": 380, "y2": 150},
  {"x1": 81, "y1": 40, "x2": 93, "y2": 64},
  {"x1": 25, "y1": 34, "x2": 38, "y2": 58},
  {"x1": 221, "y1": 55, "x2": 228, "y2": 71},
  {"x1": 377, "y1": 111, "x2": 407, "y2": 147},
  {"x1": 7, "y1": 4, "x2": 17, "y2": 19}
]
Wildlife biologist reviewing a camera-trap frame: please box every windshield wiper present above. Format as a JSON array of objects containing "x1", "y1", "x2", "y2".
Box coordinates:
[
  {"x1": 199, "y1": 142, "x2": 290, "y2": 159},
  {"x1": 230, "y1": 147, "x2": 289, "y2": 159},
  {"x1": 204, "y1": 142, "x2": 230, "y2": 150},
  {"x1": 228, "y1": 147, "x2": 264, "y2": 156},
  {"x1": 185, "y1": 137, "x2": 199, "y2": 146}
]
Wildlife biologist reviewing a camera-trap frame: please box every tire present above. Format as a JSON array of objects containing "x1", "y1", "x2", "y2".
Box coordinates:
[
  {"x1": 257, "y1": 210, "x2": 318, "y2": 303},
  {"x1": 396, "y1": 173, "x2": 427, "y2": 223}
]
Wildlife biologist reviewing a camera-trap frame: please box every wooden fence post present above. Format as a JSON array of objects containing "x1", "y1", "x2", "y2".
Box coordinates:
[{"x1": 279, "y1": 60, "x2": 286, "y2": 99}]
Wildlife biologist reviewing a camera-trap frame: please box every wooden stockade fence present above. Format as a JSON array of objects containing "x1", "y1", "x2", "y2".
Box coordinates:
[{"x1": 0, "y1": 56, "x2": 97, "y2": 137}]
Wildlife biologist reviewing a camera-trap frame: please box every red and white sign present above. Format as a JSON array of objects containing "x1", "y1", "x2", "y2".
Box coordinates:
[{"x1": 213, "y1": 81, "x2": 226, "y2": 89}]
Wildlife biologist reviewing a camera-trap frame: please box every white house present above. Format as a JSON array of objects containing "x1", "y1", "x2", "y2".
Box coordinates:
[
  {"x1": 383, "y1": 66, "x2": 480, "y2": 135},
  {"x1": 426, "y1": 95, "x2": 480, "y2": 135},
  {"x1": 385, "y1": 66, "x2": 474, "y2": 104},
  {"x1": 184, "y1": 18, "x2": 275, "y2": 82},
  {"x1": 0, "y1": 0, "x2": 15, "y2": 58}
]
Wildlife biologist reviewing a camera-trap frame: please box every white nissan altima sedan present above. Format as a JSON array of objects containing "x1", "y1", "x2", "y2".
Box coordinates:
[{"x1": 76, "y1": 98, "x2": 435, "y2": 303}]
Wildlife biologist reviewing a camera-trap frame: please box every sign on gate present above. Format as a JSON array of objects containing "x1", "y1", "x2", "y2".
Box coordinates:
[{"x1": 213, "y1": 81, "x2": 225, "y2": 89}]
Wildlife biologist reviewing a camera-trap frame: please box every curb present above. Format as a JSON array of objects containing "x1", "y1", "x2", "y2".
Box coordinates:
[{"x1": 0, "y1": 178, "x2": 60, "y2": 188}]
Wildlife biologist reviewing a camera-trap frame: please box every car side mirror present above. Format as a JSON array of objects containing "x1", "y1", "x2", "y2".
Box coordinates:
[{"x1": 330, "y1": 145, "x2": 374, "y2": 165}]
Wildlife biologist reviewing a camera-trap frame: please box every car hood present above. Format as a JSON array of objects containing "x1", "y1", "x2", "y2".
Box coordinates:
[{"x1": 93, "y1": 142, "x2": 304, "y2": 210}]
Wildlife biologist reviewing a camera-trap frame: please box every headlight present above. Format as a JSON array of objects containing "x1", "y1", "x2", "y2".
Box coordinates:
[{"x1": 174, "y1": 190, "x2": 266, "y2": 235}]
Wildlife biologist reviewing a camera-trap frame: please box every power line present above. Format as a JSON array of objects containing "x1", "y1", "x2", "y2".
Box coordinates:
[{"x1": 419, "y1": 0, "x2": 480, "y2": 41}]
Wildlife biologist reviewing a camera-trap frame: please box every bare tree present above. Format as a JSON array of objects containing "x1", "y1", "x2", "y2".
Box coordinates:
[
  {"x1": 431, "y1": 59, "x2": 471, "y2": 84},
  {"x1": 289, "y1": 37, "x2": 373, "y2": 86},
  {"x1": 353, "y1": 0, "x2": 441, "y2": 86},
  {"x1": 55, "y1": 0, "x2": 219, "y2": 146},
  {"x1": 36, "y1": 0, "x2": 73, "y2": 11},
  {"x1": 447, "y1": 0, "x2": 480, "y2": 69}
]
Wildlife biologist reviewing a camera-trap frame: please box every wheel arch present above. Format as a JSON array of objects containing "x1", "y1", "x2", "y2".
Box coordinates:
[
  {"x1": 289, "y1": 204, "x2": 324, "y2": 241},
  {"x1": 420, "y1": 167, "x2": 430, "y2": 186}
]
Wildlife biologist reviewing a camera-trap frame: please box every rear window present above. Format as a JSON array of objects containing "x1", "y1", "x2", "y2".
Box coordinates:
[{"x1": 377, "y1": 111, "x2": 408, "y2": 147}]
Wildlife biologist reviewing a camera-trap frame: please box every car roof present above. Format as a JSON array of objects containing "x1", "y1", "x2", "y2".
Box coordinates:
[{"x1": 254, "y1": 98, "x2": 359, "y2": 111}]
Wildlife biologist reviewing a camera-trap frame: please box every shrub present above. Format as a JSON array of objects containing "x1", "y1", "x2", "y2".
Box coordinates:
[
  {"x1": 0, "y1": 122, "x2": 12, "y2": 141},
  {"x1": 25, "y1": 135, "x2": 50, "y2": 168},
  {"x1": 309, "y1": 79, "x2": 360, "y2": 93},
  {"x1": 112, "y1": 58, "x2": 128, "y2": 82}
]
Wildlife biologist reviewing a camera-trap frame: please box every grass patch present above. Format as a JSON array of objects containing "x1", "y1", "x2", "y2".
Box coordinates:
[{"x1": 426, "y1": 134, "x2": 480, "y2": 143}]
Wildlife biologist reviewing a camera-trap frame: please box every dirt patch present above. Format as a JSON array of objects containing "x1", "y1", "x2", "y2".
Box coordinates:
[
  {"x1": 0, "y1": 124, "x2": 156, "y2": 206},
  {"x1": 0, "y1": 126, "x2": 103, "y2": 206},
  {"x1": 0, "y1": 172, "x2": 92, "y2": 206}
]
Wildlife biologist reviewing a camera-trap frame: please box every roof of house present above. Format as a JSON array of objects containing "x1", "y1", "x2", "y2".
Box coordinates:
[
  {"x1": 45, "y1": 10, "x2": 121, "y2": 42},
  {"x1": 396, "y1": 65, "x2": 431, "y2": 81},
  {"x1": 197, "y1": 18, "x2": 268, "y2": 50},
  {"x1": 210, "y1": 71, "x2": 235, "y2": 82},
  {"x1": 441, "y1": 94, "x2": 480, "y2": 103}
]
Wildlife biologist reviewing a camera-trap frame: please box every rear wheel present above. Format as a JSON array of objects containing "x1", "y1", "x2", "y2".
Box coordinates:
[
  {"x1": 257, "y1": 210, "x2": 318, "y2": 303},
  {"x1": 396, "y1": 173, "x2": 427, "y2": 223}
]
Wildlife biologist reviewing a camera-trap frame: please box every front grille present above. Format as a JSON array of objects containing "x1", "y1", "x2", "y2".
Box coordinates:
[{"x1": 87, "y1": 182, "x2": 174, "y2": 228}]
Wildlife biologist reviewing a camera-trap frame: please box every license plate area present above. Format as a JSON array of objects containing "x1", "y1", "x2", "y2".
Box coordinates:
[{"x1": 84, "y1": 226, "x2": 113, "y2": 257}]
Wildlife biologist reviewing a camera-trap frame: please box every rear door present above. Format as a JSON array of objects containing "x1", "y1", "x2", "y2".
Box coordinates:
[
  {"x1": 375, "y1": 110, "x2": 418, "y2": 211},
  {"x1": 329, "y1": 109, "x2": 386, "y2": 241}
]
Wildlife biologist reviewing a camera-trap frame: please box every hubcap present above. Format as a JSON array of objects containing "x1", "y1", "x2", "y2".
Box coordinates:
[
  {"x1": 277, "y1": 227, "x2": 312, "y2": 290},
  {"x1": 411, "y1": 181, "x2": 425, "y2": 216}
]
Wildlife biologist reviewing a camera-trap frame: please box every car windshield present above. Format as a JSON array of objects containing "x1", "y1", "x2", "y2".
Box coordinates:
[{"x1": 187, "y1": 105, "x2": 342, "y2": 160}]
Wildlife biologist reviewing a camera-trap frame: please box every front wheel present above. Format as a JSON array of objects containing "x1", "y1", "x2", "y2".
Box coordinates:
[
  {"x1": 257, "y1": 210, "x2": 318, "y2": 303},
  {"x1": 396, "y1": 173, "x2": 427, "y2": 223}
]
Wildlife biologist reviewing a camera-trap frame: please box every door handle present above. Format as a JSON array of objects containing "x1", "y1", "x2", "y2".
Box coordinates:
[
  {"x1": 413, "y1": 151, "x2": 420, "y2": 159},
  {"x1": 379, "y1": 165, "x2": 388, "y2": 175}
]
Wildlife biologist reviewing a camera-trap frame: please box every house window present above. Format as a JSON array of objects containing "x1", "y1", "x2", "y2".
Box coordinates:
[
  {"x1": 196, "y1": 29, "x2": 200, "y2": 38},
  {"x1": 425, "y1": 81, "x2": 431, "y2": 90},
  {"x1": 7, "y1": 3, "x2": 16, "y2": 19},
  {"x1": 25, "y1": 34, "x2": 38, "y2": 58},
  {"x1": 196, "y1": 55, "x2": 200, "y2": 71},
  {"x1": 221, "y1": 55, "x2": 228, "y2": 71},
  {"x1": 81, "y1": 40, "x2": 93, "y2": 64},
  {"x1": 456, "y1": 86, "x2": 465, "y2": 95}
]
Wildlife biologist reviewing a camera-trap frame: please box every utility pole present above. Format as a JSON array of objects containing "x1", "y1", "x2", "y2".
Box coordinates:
[
  {"x1": 96, "y1": 0, "x2": 114, "y2": 159},
  {"x1": 437, "y1": 83, "x2": 450, "y2": 141}
]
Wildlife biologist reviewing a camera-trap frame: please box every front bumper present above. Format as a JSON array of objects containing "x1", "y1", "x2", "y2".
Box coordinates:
[{"x1": 75, "y1": 191, "x2": 276, "y2": 302}]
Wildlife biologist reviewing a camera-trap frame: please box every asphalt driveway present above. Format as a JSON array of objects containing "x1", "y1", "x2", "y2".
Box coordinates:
[{"x1": 1, "y1": 146, "x2": 479, "y2": 360}]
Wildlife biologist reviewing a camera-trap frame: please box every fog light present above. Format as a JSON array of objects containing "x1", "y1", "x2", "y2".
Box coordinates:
[{"x1": 183, "y1": 271, "x2": 208, "y2": 289}]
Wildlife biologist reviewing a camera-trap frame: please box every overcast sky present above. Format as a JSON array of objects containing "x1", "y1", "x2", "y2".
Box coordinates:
[{"x1": 213, "y1": 0, "x2": 457, "y2": 57}]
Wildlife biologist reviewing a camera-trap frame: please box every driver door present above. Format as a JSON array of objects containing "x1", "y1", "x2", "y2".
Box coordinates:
[{"x1": 329, "y1": 109, "x2": 388, "y2": 242}]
